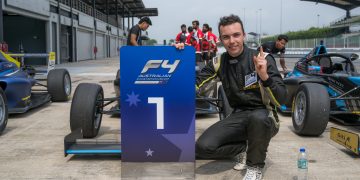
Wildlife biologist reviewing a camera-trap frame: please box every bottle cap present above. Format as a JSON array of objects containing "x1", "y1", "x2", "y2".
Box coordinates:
[{"x1": 300, "y1": 147, "x2": 305, "y2": 152}]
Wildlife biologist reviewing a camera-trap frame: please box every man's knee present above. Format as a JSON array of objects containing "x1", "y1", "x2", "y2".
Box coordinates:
[
  {"x1": 196, "y1": 138, "x2": 217, "y2": 155},
  {"x1": 248, "y1": 110, "x2": 271, "y2": 128},
  {"x1": 247, "y1": 109, "x2": 274, "y2": 140}
]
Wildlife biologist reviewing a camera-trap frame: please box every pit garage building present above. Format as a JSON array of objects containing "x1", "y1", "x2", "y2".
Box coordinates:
[{"x1": 0, "y1": 0, "x2": 158, "y2": 65}]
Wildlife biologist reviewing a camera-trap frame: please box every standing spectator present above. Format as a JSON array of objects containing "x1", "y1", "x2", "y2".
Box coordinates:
[
  {"x1": 127, "y1": 17, "x2": 152, "y2": 46},
  {"x1": 175, "y1": 24, "x2": 188, "y2": 44},
  {"x1": 201, "y1": 23, "x2": 214, "y2": 63},
  {"x1": 260, "y1": 35, "x2": 289, "y2": 72},
  {"x1": 209, "y1": 27, "x2": 219, "y2": 59},
  {"x1": 187, "y1": 26, "x2": 193, "y2": 39},
  {"x1": 186, "y1": 20, "x2": 203, "y2": 63}
]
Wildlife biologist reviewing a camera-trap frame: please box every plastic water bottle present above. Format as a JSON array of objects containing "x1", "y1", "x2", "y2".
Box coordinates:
[{"x1": 297, "y1": 147, "x2": 308, "y2": 180}]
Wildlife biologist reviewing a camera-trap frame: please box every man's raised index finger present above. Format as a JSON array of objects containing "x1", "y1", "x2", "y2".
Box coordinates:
[{"x1": 259, "y1": 46, "x2": 265, "y2": 57}]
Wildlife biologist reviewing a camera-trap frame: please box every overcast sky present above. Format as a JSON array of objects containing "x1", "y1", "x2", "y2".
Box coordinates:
[{"x1": 141, "y1": 0, "x2": 360, "y2": 43}]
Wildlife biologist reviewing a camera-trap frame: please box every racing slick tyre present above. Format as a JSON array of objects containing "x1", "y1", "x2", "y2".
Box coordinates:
[
  {"x1": 292, "y1": 83, "x2": 330, "y2": 136},
  {"x1": 217, "y1": 85, "x2": 232, "y2": 120},
  {"x1": 47, "y1": 69, "x2": 72, "y2": 102},
  {"x1": 0, "y1": 88, "x2": 8, "y2": 135},
  {"x1": 70, "y1": 83, "x2": 104, "y2": 138}
]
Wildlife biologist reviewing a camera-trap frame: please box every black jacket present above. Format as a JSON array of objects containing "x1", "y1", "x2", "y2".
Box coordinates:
[{"x1": 196, "y1": 46, "x2": 287, "y2": 110}]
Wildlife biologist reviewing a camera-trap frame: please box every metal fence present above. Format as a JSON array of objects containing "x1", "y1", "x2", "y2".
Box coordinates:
[
  {"x1": 287, "y1": 35, "x2": 360, "y2": 48},
  {"x1": 57, "y1": 0, "x2": 118, "y2": 27}
]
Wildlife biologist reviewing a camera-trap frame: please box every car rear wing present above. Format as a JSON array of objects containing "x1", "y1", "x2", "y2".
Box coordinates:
[{"x1": 7, "y1": 52, "x2": 56, "y2": 76}]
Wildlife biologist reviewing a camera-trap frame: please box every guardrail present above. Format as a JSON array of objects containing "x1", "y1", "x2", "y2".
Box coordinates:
[{"x1": 288, "y1": 36, "x2": 360, "y2": 49}]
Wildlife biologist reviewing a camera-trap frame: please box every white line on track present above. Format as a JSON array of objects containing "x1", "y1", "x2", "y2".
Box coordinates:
[{"x1": 75, "y1": 73, "x2": 116, "y2": 76}]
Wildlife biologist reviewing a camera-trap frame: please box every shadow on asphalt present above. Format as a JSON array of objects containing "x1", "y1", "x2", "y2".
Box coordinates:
[
  {"x1": 195, "y1": 160, "x2": 234, "y2": 175},
  {"x1": 286, "y1": 125, "x2": 327, "y2": 139},
  {"x1": 196, "y1": 114, "x2": 218, "y2": 120},
  {"x1": 67, "y1": 155, "x2": 121, "y2": 161},
  {"x1": 9, "y1": 103, "x2": 52, "y2": 119}
]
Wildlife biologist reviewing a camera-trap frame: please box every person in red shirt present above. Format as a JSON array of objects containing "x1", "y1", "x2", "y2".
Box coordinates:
[
  {"x1": 201, "y1": 23, "x2": 214, "y2": 63},
  {"x1": 192, "y1": 20, "x2": 204, "y2": 49},
  {"x1": 187, "y1": 26, "x2": 193, "y2": 39},
  {"x1": 175, "y1": 24, "x2": 188, "y2": 44},
  {"x1": 185, "y1": 20, "x2": 204, "y2": 64},
  {"x1": 209, "y1": 27, "x2": 219, "y2": 59}
]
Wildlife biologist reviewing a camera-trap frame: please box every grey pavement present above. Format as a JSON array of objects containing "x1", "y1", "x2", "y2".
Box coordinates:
[{"x1": 0, "y1": 57, "x2": 359, "y2": 179}]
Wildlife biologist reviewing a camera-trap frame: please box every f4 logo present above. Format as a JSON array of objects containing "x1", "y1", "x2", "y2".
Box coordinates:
[{"x1": 141, "y1": 60, "x2": 180, "y2": 74}]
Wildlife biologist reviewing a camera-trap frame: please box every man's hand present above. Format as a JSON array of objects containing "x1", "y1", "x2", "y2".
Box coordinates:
[
  {"x1": 280, "y1": 57, "x2": 287, "y2": 73},
  {"x1": 282, "y1": 67, "x2": 288, "y2": 73},
  {"x1": 174, "y1": 43, "x2": 185, "y2": 50},
  {"x1": 253, "y1": 46, "x2": 269, "y2": 81}
]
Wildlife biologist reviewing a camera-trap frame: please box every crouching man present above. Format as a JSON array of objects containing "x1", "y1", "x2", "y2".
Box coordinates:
[{"x1": 178, "y1": 14, "x2": 287, "y2": 180}]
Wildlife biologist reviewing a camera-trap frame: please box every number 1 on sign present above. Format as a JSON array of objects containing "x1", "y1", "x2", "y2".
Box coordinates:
[{"x1": 148, "y1": 97, "x2": 164, "y2": 129}]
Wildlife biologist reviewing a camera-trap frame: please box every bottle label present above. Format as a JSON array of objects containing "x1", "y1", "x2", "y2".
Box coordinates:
[{"x1": 298, "y1": 159, "x2": 308, "y2": 169}]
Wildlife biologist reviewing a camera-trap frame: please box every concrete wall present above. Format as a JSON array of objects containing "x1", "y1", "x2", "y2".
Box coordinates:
[{"x1": 6, "y1": 0, "x2": 50, "y2": 17}]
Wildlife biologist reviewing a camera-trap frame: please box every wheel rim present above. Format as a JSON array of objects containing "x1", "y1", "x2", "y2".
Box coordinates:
[
  {"x1": 64, "y1": 74, "x2": 71, "y2": 96},
  {"x1": 94, "y1": 92, "x2": 103, "y2": 129},
  {"x1": 294, "y1": 91, "x2": 306, "y2": 126},
  {"x1": 0, "y1": 94, "x2": 5, "y2": 126}
]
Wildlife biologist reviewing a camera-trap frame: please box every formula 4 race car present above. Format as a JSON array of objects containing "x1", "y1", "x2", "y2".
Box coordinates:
[
  {"x1": 0, "y1": 51, "x2": 71, "y2": 134},
  {"x1": 279, "y1": 44, "x2": 360, "y2": 136}
]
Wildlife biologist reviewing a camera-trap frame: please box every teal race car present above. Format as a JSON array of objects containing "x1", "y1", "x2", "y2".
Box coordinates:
[{"x1": 279, "y1": 45, "x2": 360, "y2": 136}]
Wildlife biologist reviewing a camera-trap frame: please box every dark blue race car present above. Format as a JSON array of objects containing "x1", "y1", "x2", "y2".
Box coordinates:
[
  {"x1": 0, "y1": 51, "x2": 72, "y2": 134},
  {"x1": 279, "y1": 45, "x2": 360, "y2": 136}
]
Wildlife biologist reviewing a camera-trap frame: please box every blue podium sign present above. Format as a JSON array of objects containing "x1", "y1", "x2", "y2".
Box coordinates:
[{"x1": 120, "y1": 46, "x2": 195, "y2": 162}]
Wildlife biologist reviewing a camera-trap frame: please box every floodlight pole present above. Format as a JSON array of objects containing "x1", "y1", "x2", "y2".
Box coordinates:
[
  {"x1": 259, "y1": 8, "x2": 262, "y2": 44},
  {"x1": 280, "y1": 0, "x2": 283, "y2": 34},
  {"x1": 243, "y1": 8, "x2": 246, "y2": 28},
  {"x1": 0, "y1": 0, "x2": 3, "y2": 42}
]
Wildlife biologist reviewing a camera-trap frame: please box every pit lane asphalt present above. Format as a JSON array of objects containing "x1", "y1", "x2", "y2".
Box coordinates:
[{"x1": 0, "y1": 57, "x2": 358, "y2": 179}]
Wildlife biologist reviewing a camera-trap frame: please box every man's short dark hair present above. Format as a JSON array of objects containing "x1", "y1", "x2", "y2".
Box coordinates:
[
  {"x1": 203, "y1": 23, "x2": 209, "y2": 29},
  {"x1": 139, "y1": 17, "x2": 152, "y2": 25},
  {"x1": 181, "y1": 24, "x2": 186, "y2": 28},
  {"x1": 192, "y1": 20, "x2": 199, "y2": 26},
  {"x1": 277, "y1": 34, "x2": 288, "y2": 42},
  {"x1": 218, "y1": 14, "x2": 244, "y2": 35},
  {"x1": 209, "y1": 27, "x2": 213, "y2": 31},
  {"x1": 188, "y1": 26, "x2": 193, "y2": 32}
]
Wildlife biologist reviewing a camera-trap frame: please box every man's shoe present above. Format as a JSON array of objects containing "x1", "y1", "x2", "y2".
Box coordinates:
[
  {"x1": 242, "y1": 166, "x2": 263, "y2": 180},
  {"x1": 233, "y1": 152, "x2": 246, "y2": 171}
]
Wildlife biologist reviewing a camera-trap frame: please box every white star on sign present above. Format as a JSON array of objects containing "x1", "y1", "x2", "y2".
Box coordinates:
[{"x1": 145, "y1": 148, "x2": 154, "y2": 157}]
